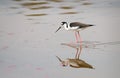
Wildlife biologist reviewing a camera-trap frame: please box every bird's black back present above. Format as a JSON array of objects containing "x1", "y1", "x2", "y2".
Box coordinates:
[{"x1": 70, "y1": 22, "x2": 94, "y2": 28}]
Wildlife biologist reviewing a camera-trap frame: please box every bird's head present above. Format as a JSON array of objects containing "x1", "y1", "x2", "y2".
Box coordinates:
[
  {"x1": 56, "y1": 56, "x2": 68, "y2": 67},
  {"x1": 55, "y1": 22, "x2": 67, "y2": 33},
  {"x1": 61, "y1": 22, "x2": 67, "y2": 26}
]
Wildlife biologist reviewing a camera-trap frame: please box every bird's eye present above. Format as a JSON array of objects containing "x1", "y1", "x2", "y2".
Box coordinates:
[{"x1": 61, "y1": 23, "x2": 63, "y2": 25}]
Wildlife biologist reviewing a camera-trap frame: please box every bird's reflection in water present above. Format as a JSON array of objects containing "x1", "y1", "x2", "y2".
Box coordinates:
[
  {"x1": 56, "y1": 56, "x2": 94, "y2": 69},
  {"x1": 56, "y1": 41, "x2": 120, "y2": 68}
]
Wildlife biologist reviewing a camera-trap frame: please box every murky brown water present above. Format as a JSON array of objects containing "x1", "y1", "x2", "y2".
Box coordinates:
[{"x1": 0, "y1": 0, "x2": 120, "y2": 78}]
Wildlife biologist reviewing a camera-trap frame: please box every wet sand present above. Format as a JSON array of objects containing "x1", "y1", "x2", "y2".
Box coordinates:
[{"x1": 0, "y1": 0, "x2": 120, "y2": 78}]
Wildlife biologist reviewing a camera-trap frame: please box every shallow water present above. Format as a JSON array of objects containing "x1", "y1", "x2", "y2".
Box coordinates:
[{"x1": 0, "y1": 0, "x2": 120, "y2": 78}]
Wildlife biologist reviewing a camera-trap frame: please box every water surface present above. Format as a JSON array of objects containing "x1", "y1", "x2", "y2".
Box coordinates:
[{"x1": 0, "y1": 0, "x2": 120, "y2": 78}]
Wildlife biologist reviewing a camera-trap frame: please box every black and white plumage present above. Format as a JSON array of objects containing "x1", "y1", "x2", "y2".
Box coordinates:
[{"x1": 55, "y1": 22, "x2": 94, "y2": 32}]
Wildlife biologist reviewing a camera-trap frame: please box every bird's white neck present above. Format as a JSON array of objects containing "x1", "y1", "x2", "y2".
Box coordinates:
[{"x1": 63, "y1": 23, "x2": 70, "y2": 30}]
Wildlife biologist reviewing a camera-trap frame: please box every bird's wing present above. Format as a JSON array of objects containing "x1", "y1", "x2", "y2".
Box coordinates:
[
  {"x1": 76, "y1": 59, "x2": 93, "y2": 69},
  {"x1": 70, "y1": 22, "x2": 93, "y2": 28}
]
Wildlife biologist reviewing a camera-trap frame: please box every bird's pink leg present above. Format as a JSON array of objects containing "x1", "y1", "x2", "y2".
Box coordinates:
[
  {"x1": 75, "y1": 48, "x2": 79, "y2": 59},
  {"x1": 78, "y1": 47, "x2": 82, "y2": 59},
  {"x1": 77, "y1": 31, "x2": 82, "y2": 44},
  {"x1": 75, "y1": 32, "x2": 79, "y2": 43},
  {"x1": 77, "y1": 31, "x2": 82, "y2": 58}
]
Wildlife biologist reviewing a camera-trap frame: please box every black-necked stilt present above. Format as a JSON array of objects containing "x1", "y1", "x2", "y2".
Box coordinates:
[
  {"x1": 55, "y1": 21, "x2": 94, "y2": 42},
  {"x1": 55, "y1": 22, "x2": 94, "y2": 56},
  {"x1": 56, "y1": 56, "x2": 93, "y2": 69}
]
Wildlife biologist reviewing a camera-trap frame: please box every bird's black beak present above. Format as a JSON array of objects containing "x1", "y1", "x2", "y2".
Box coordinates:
[
  {"x1": 55, "y1": 26, "x2": 61, "y2": 33},
  {"x1": 56, "y1": 56, "x2": 62, "y2": 62}
]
